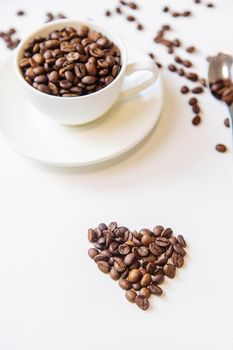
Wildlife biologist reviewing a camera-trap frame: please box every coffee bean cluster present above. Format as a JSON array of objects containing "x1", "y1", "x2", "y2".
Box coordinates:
[
  {"x1": 0, "y1": 28, "x2": 20, "y2": 50},
  {"x1": 45, "y1": 12, "x2": 67, "y2": 23},
  {"x1": 105, "y1": 1, "x2": 144, "y2": 32},
  {"x1": 18, "y1": 26, "x2": 122, "y2": 97},
  {"x1": 88, "y1": 222, "x2": 187, "y2": 311},
  {"x1": 210, "y1": 79, "x2": 233, "y2": 106},
  {"x1": 153, "y1": 25, "x2": 181, "y2": 55},
  {"x1": 163, "y1": 6, "x2": 192, "y2": 18},
  {"x1": 189, "y1": 98, "x2": 202, "y2": 125}
]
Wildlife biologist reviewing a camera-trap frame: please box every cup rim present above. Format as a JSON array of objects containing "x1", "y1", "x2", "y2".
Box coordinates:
[{"x1": 14, "y1": 18, "x2": 127, "y2": 100}]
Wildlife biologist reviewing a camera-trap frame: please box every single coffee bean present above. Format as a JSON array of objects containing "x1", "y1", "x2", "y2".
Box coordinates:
[
  {"x1": 153, "y1": 225, "x2": 164, "y2": 237},
  {"x1": 140, "y1": 287, "x2": 151, "y2": 298},
  {"x1": 37, "y1": 84, "x2": 51, "y2": 94},
  {"x1": 129, "y1": 261, "x2": 141, "y2": 270},
  {"x1": 141, "y1": 234, "x2": 154, "y2": 247},
  {"x1": 121, "y1": 268, "x2": 129, "y2": 279},
  {"x1": 186, "y1": 72, "x2": 198, "y2": 82},
  {"x1": 173, "y1": 39, "x2": 181, "y2": 47},
  {"x1": 105, "y1": 10, "x2": 111, "y2": 17},
  {"x1": 19, "y1": 58, "x2": 30, "y2": 68},
  {"x1": 175, "y1": 56, "x2": 182, "y2": 64},
  {"x1": 16, "y1": 9, "x2": 25, "y2": 16},
  {"x1": 138, "y1": 246, "x2": 149, "y2": 257},
  {"x1": 137, "y1": 23, "x2": 144, "y2": 31},
  {"x1": 48, "y1": 70, "x2": 59, "y2": 83},
  {"x1": 45, "y1": 39, "x2": 60, "y2": 49},
  {"x1": 149, "y1": 284, "x2": 163, "y2": 296},
  {"x1": 168, "y1": 64, "x2": 177, "y2": 72},
  {"x1": 152, "y1": 274, "x2": 165, "y2": 285},
  {"x1": 177, "y1": 68, "x2": 185, "y2": 76},
  {"x1": 149, "y1": 242, "x2": 162, "y2": 256},
  {"x1": 127, "y1": 15, "x2": 136, "y2": 22},
  {"x1": 116, "y1": 7, "x2": 122, "y2": 14},
  {"x1": 161, "y1": 228, "x2": 173, "y2": 238},
  {"x1": 114, "y1": 259, "x2": 127, "y2": 272},
  {"x1": 128, "y1": 269, "x2": 141, "y2": 283},
  {"x1": 172, "y1": 253, "x2": 184, "y2": 268},
  {"x1": 118, "y1": 244, "x2": 130, "y2": 256},
  {"x1": 164, "y1": 263, "x2": 176, "y2": 278},
  {"x1": 181, "y1": 86, "x2": 189, "y2": 94},
  {"x1": 192, "y1": 105, "x2": 200, "y2": 114},
  {"x1": 224, "y1": 118, "x2": 230, "y2": 128},
  {"x1": 97, "y1": 261, "x2": 110, "y2": 273},
  {"x1": 183, "y1": 10, "x2": 192, "y2": 17},
  {"x1": 135, "y1": 295, "x2": 149, "y2": 310},
  {"x1": 173, "y1": 243, "x2": 186, "y2": 256},
  {"x1": 207, "y1": 3, "x2": 214, "y2": 7},
  {"x1": 146, "y1": 262, "x2": 156, "y2": 274},
  {"x1": 125, "y1": 289, "x2": 137, "y2": 303},
  {"x1": 192, "y1": 87, "x2": 204, "y2": 94},
  {"x1": 156, "y1": 255, "x2": 168, "y2": 267},
  {"x1": 215, "y1": 144, "x2": 227, "y2": 153},
  {"x1": 189, "y1": 97, "x2": 198, "y2": 105},
  {"x1": 163, "y1": 6, "x2": 169, "y2": 12},
  {"x1": 94, "y1": 254, "x2": 109, "y2": 263},
  {"x1": 183, "y1": 60, "x2": 192, "y2": 68},
  {"x1": 88, "y1": 248, "x2": 99, "y2": 259},
  {"x1": 141, "y1": 273, "x2": 151, "y2": 287},
  {"x1": 186, "y1": 46, "x2": 196, "y2": 53},
  {"x1": 119, "y1": 279, "x2": 131, "y2": 290},
  {"x1": 177, "y1": 235, "x2": 187, "y2": 248},
  {"x1": 124, "y1": 253, "x2": 136, "y2": 266},
  {"x1": 155, "y1": 237, "x2": 170, "y2": 247},
  {"x1": 110, "y1": 267, "x2": 121, "y2": 280}
]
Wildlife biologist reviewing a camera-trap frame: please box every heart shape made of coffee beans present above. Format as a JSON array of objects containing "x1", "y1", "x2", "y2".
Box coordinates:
[{"x1": 88, "y1": 222, "x2": 187, "y2": 311}]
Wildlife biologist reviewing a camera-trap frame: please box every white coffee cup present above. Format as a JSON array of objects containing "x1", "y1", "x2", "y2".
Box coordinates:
[{"x1": 14, "y1": 19, "x2": 158, "y2": 126}]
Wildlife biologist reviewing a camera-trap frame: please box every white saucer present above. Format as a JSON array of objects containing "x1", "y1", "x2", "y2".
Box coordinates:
[{"x1": 0, "y1": 42, "x2": 164, "y2": 167}]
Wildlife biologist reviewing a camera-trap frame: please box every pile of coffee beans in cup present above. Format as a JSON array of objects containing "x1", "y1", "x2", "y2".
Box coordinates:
[
  {"x1": 18, "y1": 25, "x2": 122, "y2": 97},
  {"x1": 210, "y1": 79, "x2": 233, "y2": 106},
  {"x1": 88, "y1": 222, "x2": 187, "y2": 311}
]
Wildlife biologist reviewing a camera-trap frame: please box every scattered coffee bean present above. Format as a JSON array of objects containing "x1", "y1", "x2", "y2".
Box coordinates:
[
  {"x1": 207, "y1": 3, "x2": 214, "y2": 8},
  {"x1": 192, "y1": 115, "x2": 201, "y2": 126},
  {"x1": 137, "y1": 23, "x2": 144, "y2": 31},
  {"x1": 0, "y1": 27, "x2": 20, "y2": 50},
  {"x1": 192, "y1": 86, "x2": 204, "y2": 94},
  {"x1": 192, "y1": 105, "x2": 200, "y2": 114},
  {"x1": 127, "y1": 15, "x2": 135, "y2": 22},
  {"x1": 186, "y1": 72, "x2": 198, "y2": 82},
  {"x1": 189, "y1": 97, "x2": 198, "y2": 105},
  {"x1": 128, "y1": 2, "x2": 138, "y2": 10},
  {"x1": 88, "y1": 222, "x2": 187, "y2": 310},
  {"x1": 194, "y1": 0, "x2": 201, "y2": 3},
  {"x1": 19, "y1": 25, "x2": 121, "y2": 97},
  {"x1": 168, "y1": 64, "x2": 177, "y2": 72},
  {"x1": 181, "y1": 86, "x2": 189, "y2": 94},
  {"x1": 215, "y1": 144, "x2": 227, "y2": 153},
  {"x1": 105, "y1": 10, "x2": 112, "y2": 16},
  {"x1": 183, "y1": 59, "x2": 192, "y2": 68},
  {"x1": 177, "y1": 68, "x2": 185, "y2": 76},
  {"x1": 116, "y1": 7, "x2": 122, "y2": 14},
  {"x1": 16, "y1": 10, "x2": 25, "y2": 16},
  {"x1": 224, "y1": 118, "x2": 230, "y2": 128},
  {"x1": 163, "y1": 6, "x2": 169, "y2": 13},
  {"x1": 186, "y1": 46, "x2": 196, "y2": 53}
]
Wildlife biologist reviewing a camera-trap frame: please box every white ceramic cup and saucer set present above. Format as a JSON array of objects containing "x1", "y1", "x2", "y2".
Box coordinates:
[{"x1": 0, "y1": 19, "x2": 164, "y2": 166}]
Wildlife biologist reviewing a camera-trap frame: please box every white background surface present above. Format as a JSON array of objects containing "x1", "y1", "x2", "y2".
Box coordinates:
[{"x1": 0, "y1": 1, "x2": 233, "y2": 349}]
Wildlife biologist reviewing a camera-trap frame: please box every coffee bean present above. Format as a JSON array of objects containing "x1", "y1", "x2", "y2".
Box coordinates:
[
  {"x1": 116, "y1": 7, "x2": 122, "y2": 14},
  {"x1": 45, "y1": 40, "x2": 60, "y2": 49},
  {"x1": 186, "y1": 46, "x2": 196, "y2": 53},
  {"x1": 34, "y1": 75, "x2": 48, "y2": 84},
  {"x1": 189, "y1": 97, "x2": 198, "y2": 105},
  {"x1": 163, "y1": 6, "x2": 169, "y2": 12},
  {"x1": 207, "y1": 3, "x2": 214, "y2": 8},
  {"x1": 224, "y1": 118, "x2": 230, "y2": 128},
  {"x1": 135, "y1": 295, "x2": 149, "y2": 310},
  {"x1": 164, "y1": 264, "x2": 176, "y2": 278},
  {"x1": 162, "y1": 228, "x2": 173, "y2": 238},
  {"x1": 183, "y1": 60, "x2": 192, "y2": 68},
  {"x1": 119, "y1": 279, "x2": 131, "y2": 290},
  {"x1": 140, "y1": 287, "x2": 151, "y2": 298},
  {"x1": 186, "y1": 72, "x2": 198, "y2": 82},
  {"x1": 164, "y1": 244, "x2": 173, "y2": 259},
  {"x1": 183, "y1": 10, "x2": 192, "y2": 17},
  {"x1": 146, "y1": 262, "x2": 156, "y2": 274},
  {"x1": 215, "y1": 144, "x2": 227, "y2": 153},
  {"x1": 127, "y1": 15, "x2": 136, "y2": 22},
  {"x1": 156, "y1": 237, "x2": 170, "y2": 247},
  {"x1": 16, "y1": 9, "x2": 25, "y2": 16},
  {"x1": 97, "y1": 261, "x2": 110, "y2": 273},
  {"x1": 177, "y1": 235, "x2": 187, "y2": 248},
  {"x1": 173, "y1": 243, "x2": 186, "y2": 256},
  {"x1": 152, "y1": 274, "x2": 165, "y2": 285},
  {"x1": 175, "y1": 56, "x2": 182, "y2": 64},
  {"x1": 137, "y1": 23, "x2": 144, "y2": 31},
  {"x1": 192, "y1": 87, "x2": 204, "y2": 94},
  {"x1": 114, "y1": 259, "x2": 127, "y2": 273},
  {"x1": 153, "y1": 225, "x2": 164, "y2": 237},
  {"x1": 19, "y1": 58, "x2": 30, "y2": 68},
  {"x1": 125, "y1": 289, "x2": 137, "y2": 303},
  {"x1": 37, "y1": 84, "x2": 51, "y2": 94},
  {"x1": 110, "y1": 267, "x2": 121, "y2": 280},
  {"x1": 88, "y1": 248, "x2": 99, "y2": 259},
  {"x1": 173, "y1": 39, "x2": 181, "y2": 47},
  {"x1": 128, "y1": 269, "x2": 141, "y2": 283},
  {"x1": 149, "y1": 242, "x2": 162, "y2": 256},
  {"x1": 168, "y1": 64, "x2": 177, "y2": 72},
  {"x1": 192, "y1": 105, "x2": 200, "y2": 114},
  {"x1": 141, "y1": 273, "x2": 151, "y2": 287},
  {"x1": 124, "y1": 253, "x2": 136, "y2": 266},
  {"x1": 172, "y1": 12, "x2": 180, "y2": 18},
  {"x1": 105, "y1": 10, "x2": 111, "y2": 17},
  {"x1": 118, "y1": 244, "x2": 130, "y2": 256},
  {"x1": 149, "y1": 284, "x2": 163, "y2": 296},
  {"x1": 172, "y1": 253, "x2": 184, "y2": 268},
  {"x1": 138, "y1": 246, "x2": 149, "y2": 257}
]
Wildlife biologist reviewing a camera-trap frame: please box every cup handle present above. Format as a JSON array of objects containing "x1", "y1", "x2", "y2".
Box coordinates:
[{"x1": 119, "y1": 61, "x2": 159, "y2": 99}]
